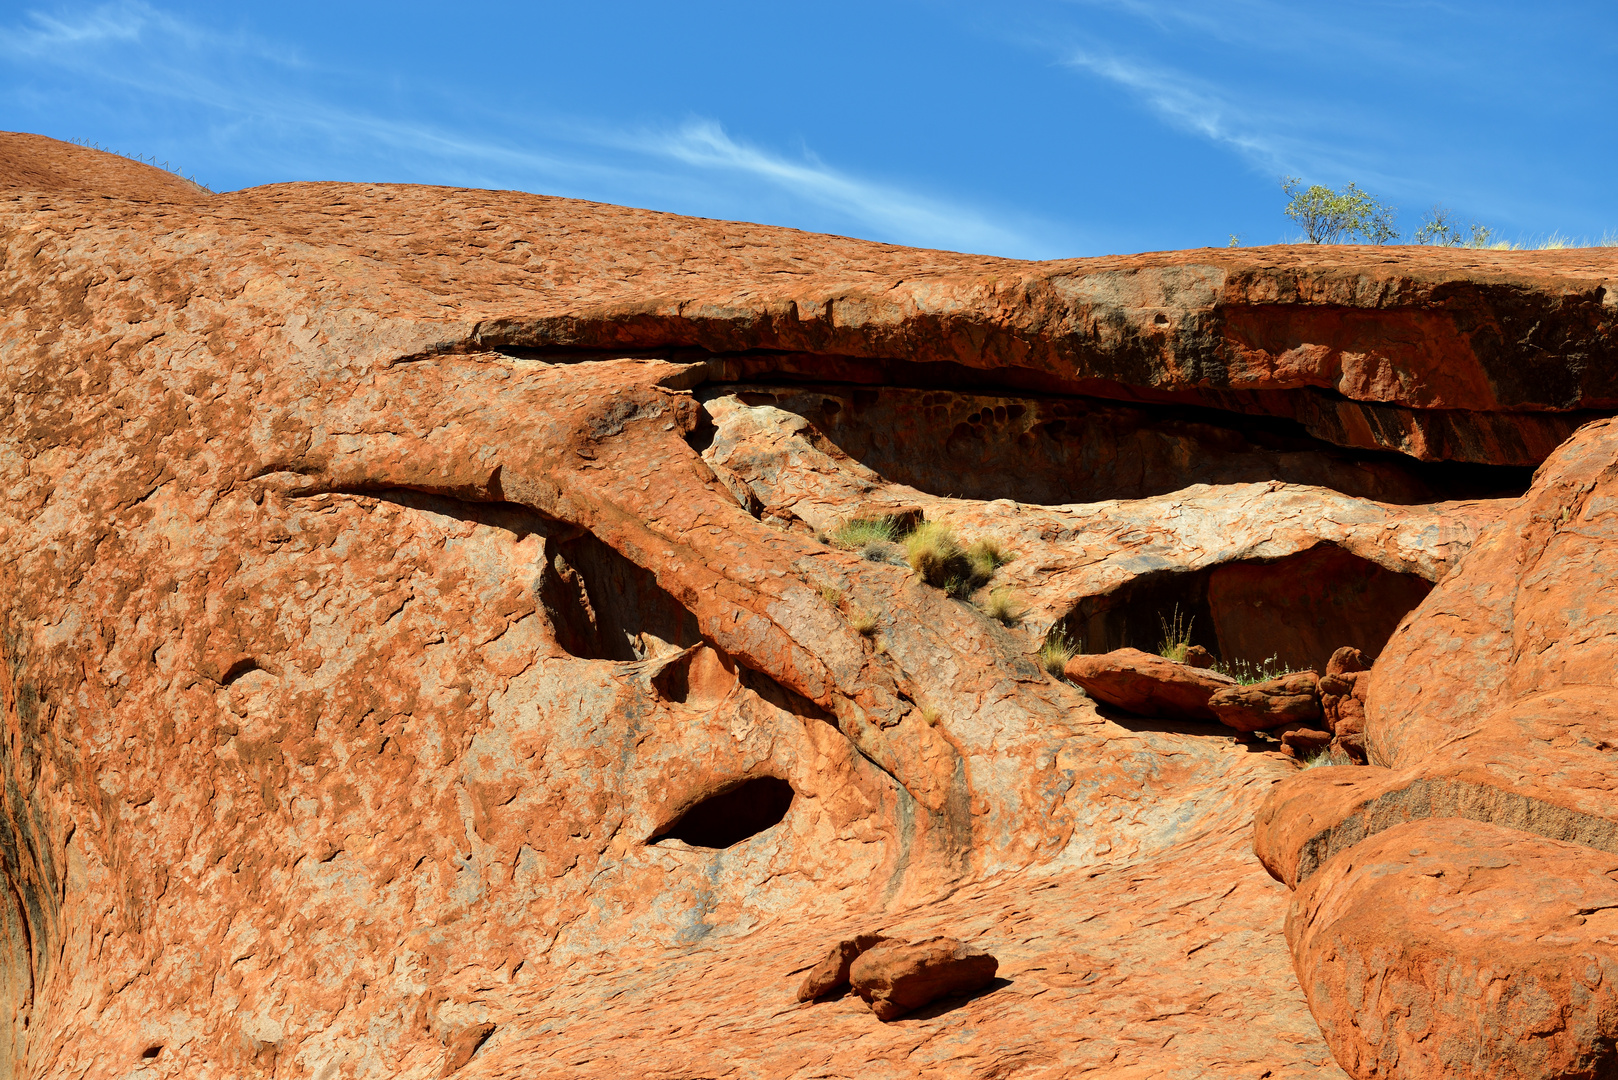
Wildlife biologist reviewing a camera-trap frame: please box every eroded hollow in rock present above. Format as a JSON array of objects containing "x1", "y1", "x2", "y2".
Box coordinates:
[
  {"x1": 651, "y1": 777, "x2": 796, "y2": 849},
  {"x1": 538, "y1": 529, "x2": 702, "y2": 662},
  {"x1": 698, "y1": 382, "x2": 1532, "y2": 505},
  {"x1": 1059, "y1": 543, "x2": 1435, "y2": 673}
]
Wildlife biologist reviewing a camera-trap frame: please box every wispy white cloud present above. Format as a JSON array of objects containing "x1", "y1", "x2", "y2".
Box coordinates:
[
  {"x1": 1057, "y1": 42, "x2": 1410, "y2": 198},
  {"x1": 628, "y1": 119, "x2": 1033, "y2": 253},
  {"x1": 1062, "y1": 49, "x2": 1289, "y2": 170},
  {"x1": 0, "y1": 1, "x2": 1053, "y2": 255}
]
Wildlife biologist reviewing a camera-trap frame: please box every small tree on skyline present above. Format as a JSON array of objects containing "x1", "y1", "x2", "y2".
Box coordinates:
[
  {"x1": 1413, "y1": 206, "x2": 1500, "y2": 248},
  {"x1": 1281, "y1": 177, "x2": 1399, "y2": 244}
]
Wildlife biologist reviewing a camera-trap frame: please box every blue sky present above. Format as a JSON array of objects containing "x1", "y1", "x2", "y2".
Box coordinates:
[{"x1": 3, "y1": 1, "x2": 1613, "y2": 258}]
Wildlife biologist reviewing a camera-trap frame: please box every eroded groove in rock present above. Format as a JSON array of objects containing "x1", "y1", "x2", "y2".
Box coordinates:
[
  {"x1": 538, "y1": 530, "x2": 703, "y2": 662},
  {"x1": 0, "y1": 640, "x2": 62, "y2": 1080},
  {"x1": 1055, "y1": 543, "x2": 1434, "y2": 673}
]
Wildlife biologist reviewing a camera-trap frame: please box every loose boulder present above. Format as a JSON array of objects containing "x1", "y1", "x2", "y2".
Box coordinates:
[
  {"x1": 1325, "y1": 646, "x2": 1370, "y2": 675},
  {"x1": 848, "y1": 937, "x2": 999, "y2": 1022},
  {"x1": 1063, "y1": 648, "x2": 1236, "y2": 721},
  {"x1": 796, "y1": 933, "x2": 889, "y2": 1002},
  {"x1": 1277, "y1": 725, "x2": 1333, "y2": 758},
  {"x1": 1207, "y1": 672, "x2": 1322, "y2": 732},
  {"x1": 1320, "y1": 656, "x2": 1372, "y2": 763},
  {"x1": 1182, "y1": 645, "x2": 1216, "y2": 669}
]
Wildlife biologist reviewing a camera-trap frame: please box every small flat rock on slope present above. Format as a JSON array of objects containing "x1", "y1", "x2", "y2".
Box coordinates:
[
  {"x1": 797, "y1": 933, "x2": 888, "y2": 1002},
  {"x1": 1064, "y1": 648, "x2": 1236, "y2": 721},
  {"x1": 848, "y1": 937, "x2": 999, "y2": 1022}
]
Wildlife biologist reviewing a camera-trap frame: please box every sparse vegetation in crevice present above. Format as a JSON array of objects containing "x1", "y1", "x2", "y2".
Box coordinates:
[
  {"x1": 1153, "y1": 606, "x2": 1301, "y2": 682},
  {"x1": 1156, "y1": 606, "x2": 1195, "y2": 663},
  {"x1": 847, "y1": 605, "x2": 879, "y2": 636},
  {"x1": 905, "y1": 521, "x2": 966, "y2": 586},
  {"x1": 1300, "y1": 747, "x2": 1355, "y2": 770},
  {"x1": 823, "y1": 513, "x2": 1018, "y2": 625},
  {"x1": 982, "y1": 587, "x2": 1024, "y2": 626},
  {"x1": 966, "y1": 538, "x2": 1013, "y2": 581},
  {"x1": 828, "y1": 516, "x2": 902, "y2": 550},
  {"x1": 818, "y1": 582, "x2": 844, "y2": 607},
  {"x1": 1039, "y1": 630, "x2": 1080, "y2": 678},
  {"x1": 904, "y1": 521, "x2": 1013, "y2": 600},
  {"x1": 1214, "y1": 654, "x2": 1300, "y2": 685}
]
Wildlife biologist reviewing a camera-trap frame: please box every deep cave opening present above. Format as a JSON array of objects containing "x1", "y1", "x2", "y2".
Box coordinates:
[
  {"x1": 650, "y1": 777, "x2": 796, "y2": 849},
  {"x1": 1056, "y1": 543, "x2": 1435, "y2": 673},
  {"x1": 697, "y1": 382, "x2": 1532, "y2": 506}
]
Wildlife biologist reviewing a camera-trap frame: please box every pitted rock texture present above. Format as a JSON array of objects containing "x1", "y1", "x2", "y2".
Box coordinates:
[{"x1": 3, "y1": 131, "x2": 1611, "y2": 1079}]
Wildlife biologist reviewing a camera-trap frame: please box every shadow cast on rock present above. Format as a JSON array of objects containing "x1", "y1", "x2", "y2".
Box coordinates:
[
  {"x1": 1090, "y1": 703, "x2": 1238, "y2": 739},
  {"x1": 894, "y1": 977, "x2": 1013, "y2": 1022}
]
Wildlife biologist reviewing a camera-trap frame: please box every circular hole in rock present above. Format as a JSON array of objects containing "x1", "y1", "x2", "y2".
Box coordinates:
[{"x1": 651, "y1": 777, "x2": 796, "y2": 849}]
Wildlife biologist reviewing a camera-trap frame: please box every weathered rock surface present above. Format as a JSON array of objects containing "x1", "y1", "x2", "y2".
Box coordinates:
[
  {"x1": 847, "y1": 937, "x2": 999, "y2": 1022},
  {"x1": 700, "y1": 389, "x2": 1502, "y2": 668},
  {"x1": 1289, "y1": 820, "x2": 1618, "y2": 1080},
  {"x1": 5, "y1": 131, "x2": 1616, "y2": 1078},
  {"x1": 1208, "y1": 672, "x2": 1323, "y2": 731},
  {"x1": 1064, "y1": 648, "x2": 1237, "y2": 720},
  {"x1": 1257, "y1": 416, "x2": 1618, "y2": 1076}
]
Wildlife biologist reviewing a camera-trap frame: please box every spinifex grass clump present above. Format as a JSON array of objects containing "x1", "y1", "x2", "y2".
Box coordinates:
[
  {"x1": 1157, "y1": 606, "x2": 1195, "y2": 663},
  {"x1": 983, "y1": 587, "x2": 1023, "y2": 626},
  {"x1": 966, "y1": 538, "x2": 1013, "y2": 581},
  {"x1": 904, "y1": 521, "x2": 971, "y2": 592},
  {"x1": 847, "y1": 605, "x2": 879, "y2": 636},
  {"x1": 828, "y1": 516, "x2": 901, "y2": 550},
  {"x1": 1039, "y1": 630, "x2": 1079, "y2": 677},
  {"x1": 904, "y1": 523, "x2": 1017, "y2": 599}
]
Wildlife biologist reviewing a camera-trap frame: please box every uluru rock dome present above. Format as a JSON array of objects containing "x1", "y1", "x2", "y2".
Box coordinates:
[{"x1": 2, "y1": 130, "x2": 1616, "y2": 1078}]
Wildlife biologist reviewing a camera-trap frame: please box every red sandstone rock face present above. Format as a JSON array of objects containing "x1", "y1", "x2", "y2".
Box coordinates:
[
  {"x1": 1256, "y1": 416, "x2": 1618, "y2": 1077},
  {"x1": 2, "y1": 132, "x2": 1610, "y2": 1078},
  {"x1": 1289, "y1": 821, "x2": 1618, "y2": 1079}
]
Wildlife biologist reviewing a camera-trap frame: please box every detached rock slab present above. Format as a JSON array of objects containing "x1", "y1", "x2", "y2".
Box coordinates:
[
  {"x1": 848, "y1": 937, "x2": 999, "y2": 1021},
  {"x1": 796, "y1": 933, "x2": 888, "y2": 1001},
  {"x1": 1063, "y1": 648, "x2": 1236, "y2": 721},
  {"x1": 1208, "y1": 672, "x2": 1322, "y2": 732}
]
